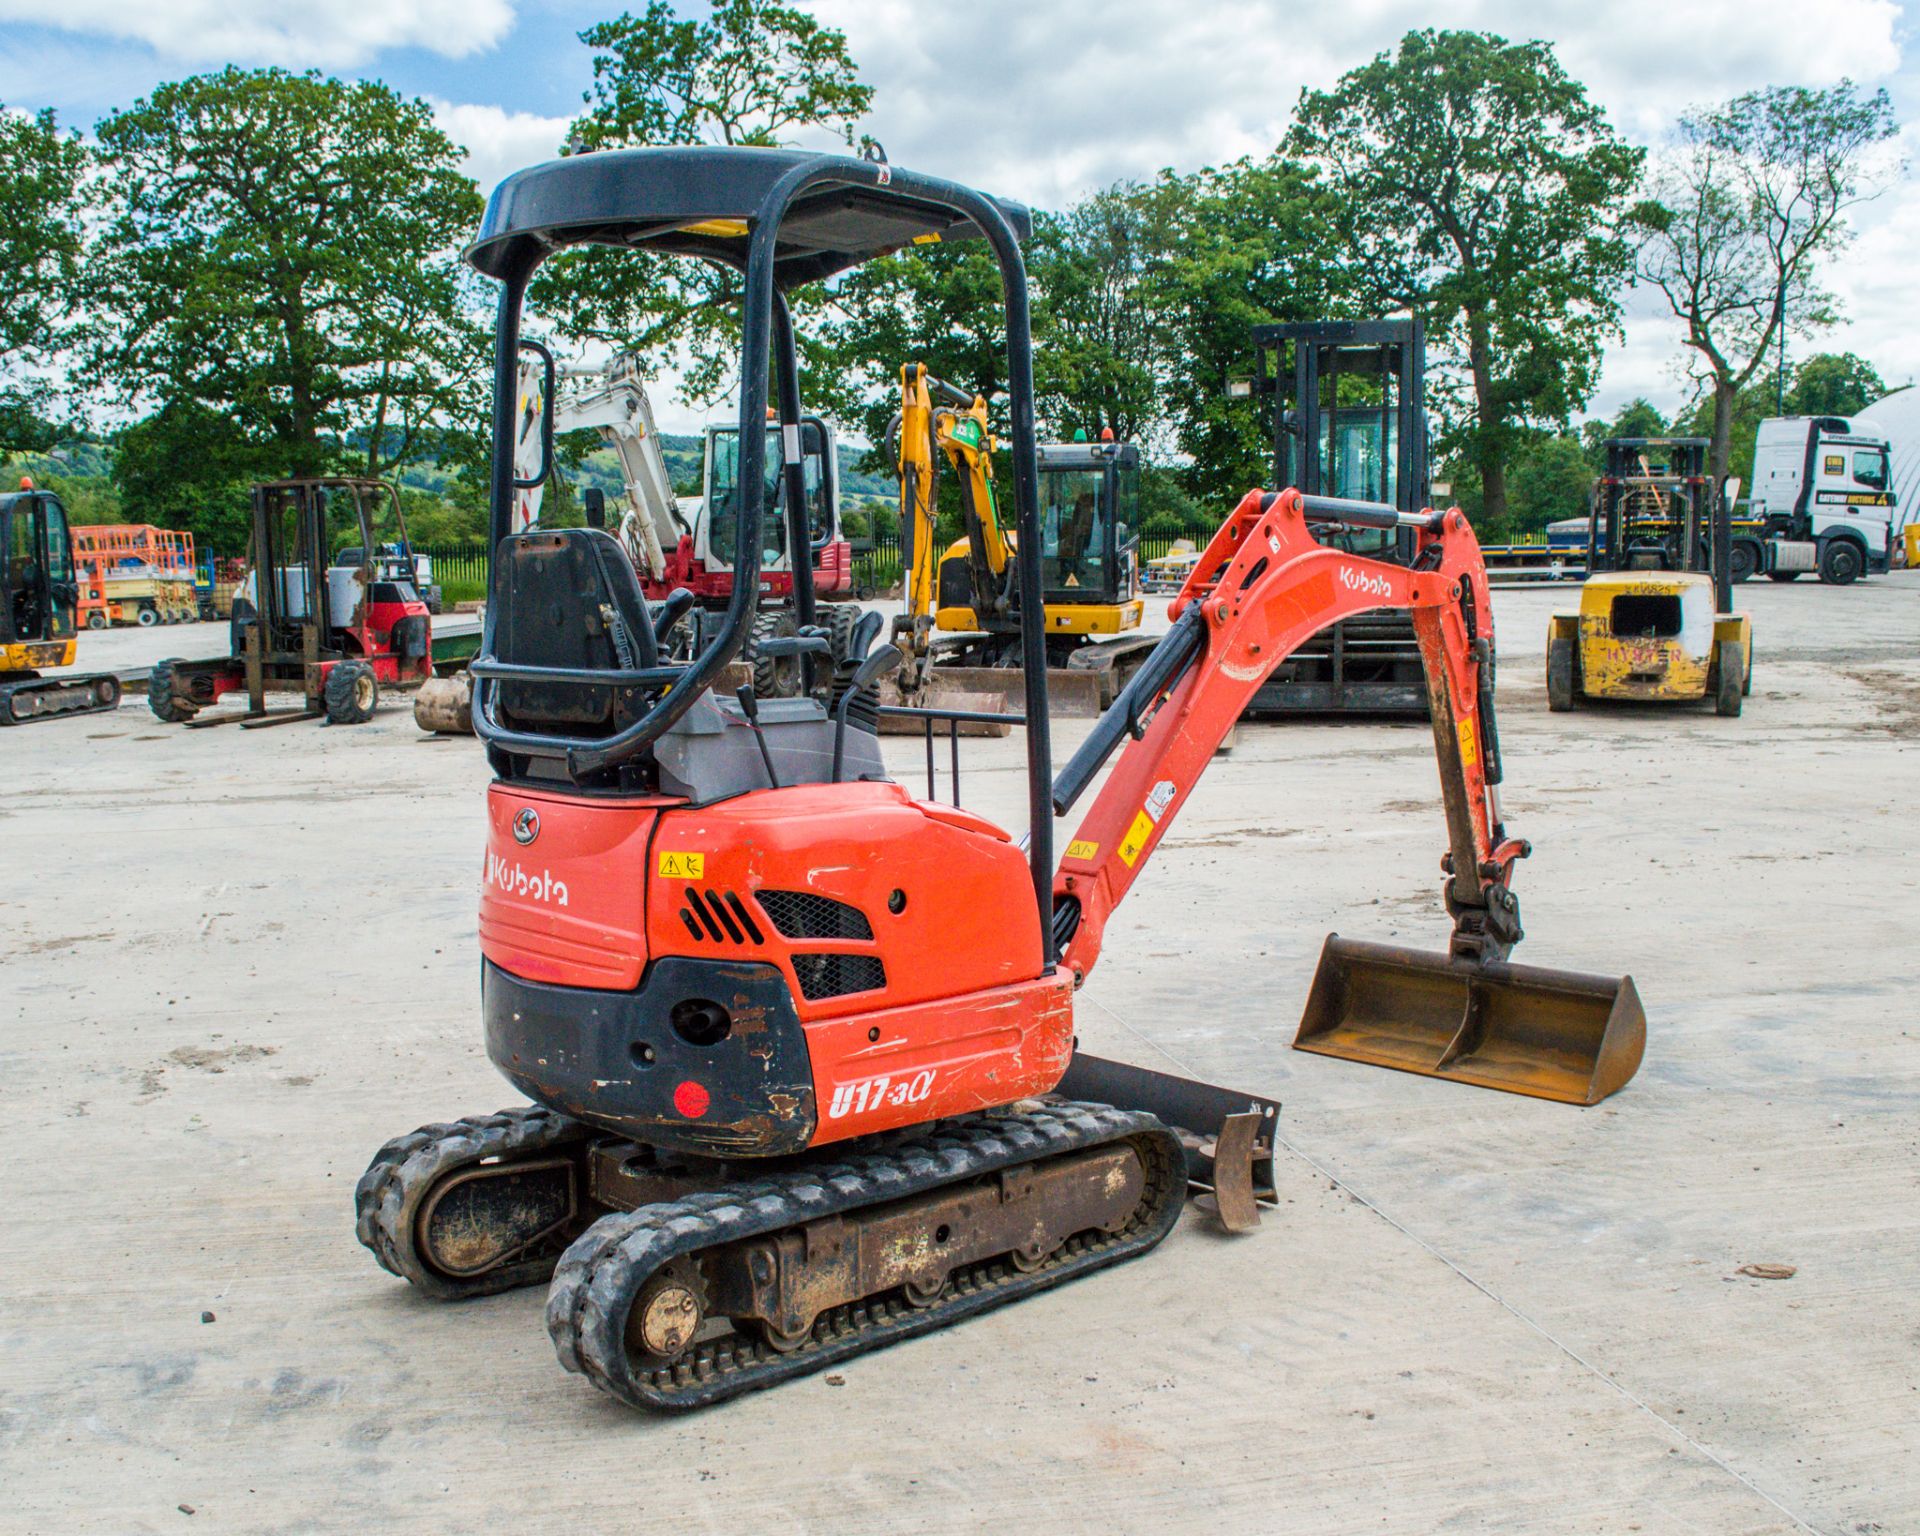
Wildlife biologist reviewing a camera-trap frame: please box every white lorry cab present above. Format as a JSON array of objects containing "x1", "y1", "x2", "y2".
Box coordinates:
[{"x1": 1743, "y1": 416, "x2": 1895, "y2": 584}]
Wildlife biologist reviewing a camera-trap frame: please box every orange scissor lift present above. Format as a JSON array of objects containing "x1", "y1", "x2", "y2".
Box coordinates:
[{"x1": 71, "y1": 524, "x2": 200, "y2": 628}]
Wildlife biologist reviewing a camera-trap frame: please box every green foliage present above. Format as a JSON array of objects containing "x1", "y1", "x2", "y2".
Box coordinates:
[
  {"x1": 89, "y1": 67, "x2": 489, "y2": 502},
  {"x1": 574, "y1": 0, "x2": 870, "y2": 150},
  {"x1": 1579, "y1": 398, "x2": 1674, "y2": 466},
  {"x1": 1672, "y1": 350, "x2": 1890, "y2": 490},
  {"x1": 111, "y1": 402, "x2": 262, "y2": 552},
  {"x1": 1142, "y1": 158, "x2": 1349, "y2": 509},
  {"x1": 811, "y1": 240, "x2": 1012, "y2": 460},
  {"x1": 1029, "y1": 189, "x2": 1160, "y2": 443},
  {"x1": 1786, "y1": 350, "x2": 1886, "y2": 416},
  {"x1": 1289, "y1": 30, "x2": 1642, "y2": 525},
  {"x1": 0, "y1": 104, "x2": 91, "y2": 445},
  {"x1": 1631, "y1": 81, "x2": 1899, "y2": 480},
  {"x1": 532, "y1": 0, "x2": 870, "y2": 404}
]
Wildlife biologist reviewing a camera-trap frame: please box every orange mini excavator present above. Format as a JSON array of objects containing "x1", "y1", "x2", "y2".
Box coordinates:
[{"x1": 357, "y1": 147, "x2": 1645, "y2": 1412}]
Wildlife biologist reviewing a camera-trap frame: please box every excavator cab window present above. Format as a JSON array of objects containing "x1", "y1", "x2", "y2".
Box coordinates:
[
  {"x1": 1040, "y1": 466, "x2": 1106, "y2": 593},
  {"x1": 708, "y1": 419, "x2": 833, "y2": 567},
  {"x1": 7, "y1": 500, "x2": 45, "y2": 641},
  {"x1": 40, "y1": 495, "x2": 74, "y2": 640}
]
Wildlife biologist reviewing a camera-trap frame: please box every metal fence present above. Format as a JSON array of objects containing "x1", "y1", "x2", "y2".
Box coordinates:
[{"x1": 414, "y1": 544, "x2": 490, "y2": 599}]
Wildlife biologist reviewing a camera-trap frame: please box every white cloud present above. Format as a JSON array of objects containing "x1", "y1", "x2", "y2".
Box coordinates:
[
  {"x1": 815, "y1": 0, "x2": 1904, "y2": 209},
  {"x1": 0, "y1": 0, "x2": 514, "y2": 68},
  {"x1": 430, "y1": 99, "x2": 572, "y2": 195},
  {"x1": 814, "y1": 0, "x2": 1911, "y2": 417}
]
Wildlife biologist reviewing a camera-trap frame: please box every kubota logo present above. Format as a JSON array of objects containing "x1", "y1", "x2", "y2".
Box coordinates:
[
  {"x1": 485, "y1": 850, "x2": 569, "y2": 907},
  {"x1": 512, "y1": 807, "x2": 540, "y2": 844},
  {"x1": 1339, "y1": 565, "x2": 1393, "y2": 598}
]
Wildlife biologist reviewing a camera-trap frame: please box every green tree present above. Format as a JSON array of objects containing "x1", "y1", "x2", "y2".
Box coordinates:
[
  {"x1": 532, "y1": 0, "x2": 871, "y2": 402},
  {"x1": 0, "y1": 105, "x2": 91, "y2": 451},
  {"x1": 111, "y1": 402, "x2": 261, "y2": 552},
  {"x1": 811, "y1": 240, "x2": 1012, "y2": 458},
  {"x1": 89, "y1": 66, "x2": 489, "y2": 536},
  {"x1": 1580, "y1": 397, "x2": 1674, "y2": 466},
  {"x1": 1288, "y1": 30, "x2": 1642, "y2": 529},
  {"x1": 1786, "y1": 350, "x2": 1886, "y2": 416},
  {"x1": 1029, "y1": 187, "x2": 1161, "y2": 444},
  {"x1": 1671, "y1": 351, "x2": 1889, "y2": 493},
  {"x1": 1503, "y1": 432, "x2": 1593, "y2": 538},
  {"x1": 1631, "y1": 82, "x2": 1899, "y2": 484},
  {"x1": 1140, "y1": 157, "x2": 1349, "y2": 509}
]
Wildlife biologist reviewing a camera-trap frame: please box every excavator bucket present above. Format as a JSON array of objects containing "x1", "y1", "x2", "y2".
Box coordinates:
[{"x1": 1294, "y1": 936, "x2": 1645, "y2": 1105}]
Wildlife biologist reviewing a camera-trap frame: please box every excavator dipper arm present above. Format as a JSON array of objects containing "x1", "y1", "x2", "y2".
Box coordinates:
[{"x1": 1052, "y1": 486, "x2": 1527, "y2": 983}]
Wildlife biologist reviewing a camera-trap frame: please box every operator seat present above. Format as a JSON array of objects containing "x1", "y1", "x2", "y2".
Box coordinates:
[{"x1": 487, "y1": 525, "x2": 885, "y2": 797}]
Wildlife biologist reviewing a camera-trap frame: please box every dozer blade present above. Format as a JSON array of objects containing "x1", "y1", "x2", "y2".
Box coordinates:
[{"x1": 1294, "y1": 936, "x2": 1645, "y2": 1105}]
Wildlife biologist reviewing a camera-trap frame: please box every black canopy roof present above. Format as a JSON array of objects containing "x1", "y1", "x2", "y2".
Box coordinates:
[{"x1": 465, "y1": 146, "x2": 1031, "y2": 286}]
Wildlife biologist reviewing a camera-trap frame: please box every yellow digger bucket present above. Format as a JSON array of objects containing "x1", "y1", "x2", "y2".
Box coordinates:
[{"x1": 1294, "y1": 936, "x2": 1645, "y2": 1105}]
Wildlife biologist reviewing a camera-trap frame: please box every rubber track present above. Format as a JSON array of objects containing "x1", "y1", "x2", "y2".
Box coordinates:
[
  {"x1": 354, "y1": 1105, "x2": 594, "y2": 1300},
  {"x1": 0, "y1": 676, "x2": 119, "y2": 726},
  {"x1": 545, "y1": 1101, "x2": 1185, "y2": 1411}
]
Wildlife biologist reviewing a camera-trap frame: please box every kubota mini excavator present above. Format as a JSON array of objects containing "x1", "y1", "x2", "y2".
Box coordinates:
[{"x1": 357, "y1": 146, "x2": 1645, "y2": 1413}]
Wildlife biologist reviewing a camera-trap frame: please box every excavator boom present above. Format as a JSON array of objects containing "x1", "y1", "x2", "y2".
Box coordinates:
[
  {"x1": 553, "y1": 354, "x2": 682, "y2": 581},
  {"x1": 1051, "y1": 487, "x2": 1643, "y2": 1106}
]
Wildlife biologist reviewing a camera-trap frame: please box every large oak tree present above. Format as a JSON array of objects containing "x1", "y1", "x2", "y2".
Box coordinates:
[
  {"x1": 1288, "y1": 30, "x2": 1641, "y2": 526},
  {"x1": 0, "y1": 105, "x2": 91, "y2": 452},
  {"x1": 90, "y1": 67, "x2": 488, "y2": 544}
]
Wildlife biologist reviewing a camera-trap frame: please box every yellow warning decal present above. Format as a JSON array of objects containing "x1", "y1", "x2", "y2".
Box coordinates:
[
  {"x1": 1065, "y1": 839, "x2": 1100, "y2": 862},
  {"x1": 1456, "y1": 716, "x2": 1478, "y2": 768},
  {"x1": 1118, "y1": 812, "x2": 1154, "y2": 868},
  {"x1": 657, "y1": 851, "x2": 705, "y2": 879}
]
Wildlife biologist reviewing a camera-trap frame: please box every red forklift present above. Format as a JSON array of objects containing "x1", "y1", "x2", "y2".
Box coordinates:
[{"x1": 150, "y1": 477, "x2": 432, "y2": 727}]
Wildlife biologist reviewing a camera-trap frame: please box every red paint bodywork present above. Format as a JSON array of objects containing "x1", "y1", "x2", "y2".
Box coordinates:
[
  {"x1": 479, "y1": 778, "x2": 1069, "y2": 1148},
  {"x1": 638, "y1": 535, "x2": 854, "y2": 601},
  {"x1": 478, "y1": 487, "x2": 1514, "y2": 1157}
]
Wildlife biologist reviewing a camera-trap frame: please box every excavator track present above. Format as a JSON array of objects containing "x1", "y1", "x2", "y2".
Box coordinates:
[
  {"x1": 0, "y1": 672, "x2": 121, "y2": 725},
  {"x1": 354, "y1": 1105, "x2": 597, "y2": 1299},
  {"x1": 546, "y1": 1101, "x2": 1185, "y2": 1412}
]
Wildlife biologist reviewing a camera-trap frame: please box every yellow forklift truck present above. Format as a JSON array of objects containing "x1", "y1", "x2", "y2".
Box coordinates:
[
  {"x1": 1548, "y1": 438, "x2": 1750, "y2": 717},
  {"x1": 0, "y1": 481, "x2": 123, "y2": 725}
]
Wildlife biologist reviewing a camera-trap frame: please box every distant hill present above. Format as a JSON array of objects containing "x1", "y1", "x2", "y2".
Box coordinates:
[{"x1": 570, "y1": 432, "x2": 889, "y2": 501}]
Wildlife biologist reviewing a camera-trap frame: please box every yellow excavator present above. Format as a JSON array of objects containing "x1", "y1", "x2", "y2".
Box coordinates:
[{"x1": 886, "y1": 362, "x2": 1149, "y2": 713}]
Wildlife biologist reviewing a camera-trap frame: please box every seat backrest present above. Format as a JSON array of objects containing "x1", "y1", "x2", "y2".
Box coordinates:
[{"x1": 490, "y1": 527, "x2": 661, "y2": 736}]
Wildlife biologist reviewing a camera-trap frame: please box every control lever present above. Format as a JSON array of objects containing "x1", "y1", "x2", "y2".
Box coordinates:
[
  {"x1": 734, "y1": 686, "x2": 782, "y2": 790},
  {"x1": 652, "y1": 587, "x2": 696, "y2": 646},
  {"x1": 833, "y1": 642, "x2": 903, "y2": 782}
]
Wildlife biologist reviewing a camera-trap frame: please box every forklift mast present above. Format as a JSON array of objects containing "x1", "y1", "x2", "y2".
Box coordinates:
[
  {"x1": 1238, "y1": 318, "x2": 1433, "y2": 715},
  {"x1": 1258, "y1": 318, "x2": 1428, "y2": 521},
  {"x1": 1588, "y1": 438, "x2": 1732, "y2": 615}
]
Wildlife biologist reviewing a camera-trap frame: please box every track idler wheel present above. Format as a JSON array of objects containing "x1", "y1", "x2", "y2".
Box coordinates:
[
  {"x1": 627, "y1": 1263, "x2": 708, "y2": 1363},
  {"x1": 355, "y1": 1107, "x2": 597, "y2": 1300}
]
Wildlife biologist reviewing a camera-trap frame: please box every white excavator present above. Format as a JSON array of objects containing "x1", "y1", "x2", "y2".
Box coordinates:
[{"x1": 416, "y1": 352, "x2": 863, "y2": 732}]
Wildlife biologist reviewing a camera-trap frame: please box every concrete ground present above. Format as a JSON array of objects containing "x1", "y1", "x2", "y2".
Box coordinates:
[
  {"x1": 3, "y1": 573, "x2": 1915, "y2": 1535},
  {"x1": 44, "y1": 614, "x2": 482, "y2": 688}
]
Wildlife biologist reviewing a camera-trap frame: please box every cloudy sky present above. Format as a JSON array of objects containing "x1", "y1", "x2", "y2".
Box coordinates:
[{"x1": 2, "y1": 0, "x2": 1915, "y2": 432}]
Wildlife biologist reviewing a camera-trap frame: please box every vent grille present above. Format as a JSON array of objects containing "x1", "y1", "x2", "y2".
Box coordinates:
[
  {"x1": 792, "y1": 953, "x2": 887, "y2": 1002},
  {"x1": 677, "y1": 888, "x2": 765, "y2": 945},
  {"x1": 756, "y1": 890, "x2": 873, "y2": 941}
]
